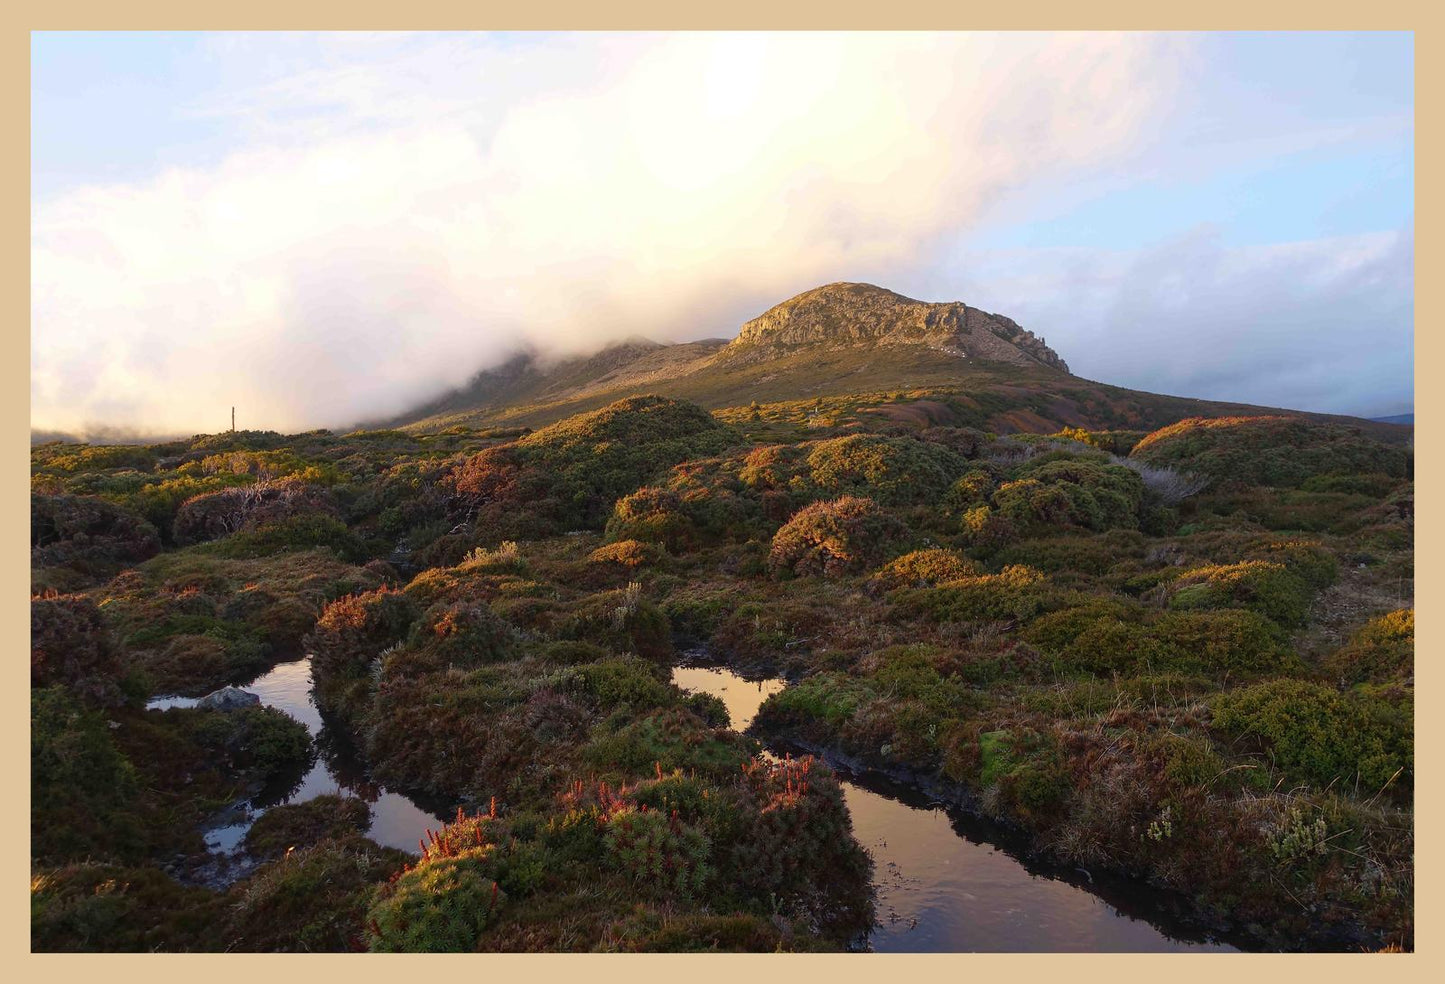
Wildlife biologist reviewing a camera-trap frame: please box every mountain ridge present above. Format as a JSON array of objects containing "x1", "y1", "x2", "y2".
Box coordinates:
[{"x1": 379, "y1": 282, "x2": 1404, "y2": 443}]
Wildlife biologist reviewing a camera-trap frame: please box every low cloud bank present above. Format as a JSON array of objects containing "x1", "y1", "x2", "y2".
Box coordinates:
[{"x1": 32, "y1": 33, "x2": 1177, "y2": 435}]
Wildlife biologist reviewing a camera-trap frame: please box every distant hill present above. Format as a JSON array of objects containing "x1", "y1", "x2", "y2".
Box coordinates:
[
  {"x1": 382, "y1": 282, "x2": 1407, "y2": 443},
  {"x1": 1371, "y1": 413, "x2": 1414, "y2": 425}
]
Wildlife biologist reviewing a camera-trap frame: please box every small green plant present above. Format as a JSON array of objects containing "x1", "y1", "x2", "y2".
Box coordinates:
[
  {"x1": 1266, "y1": 807, "x2": 1330, "y2": 865},
  {"x1": 612, "y1": 581, "x2": 643, "y2": 628},
  {"x1": 1142, "y1": 806, "x2": 1174, "y2": 842},
  {"x1": 465, "y1": 540, "x2": 523, "y2": 567}
]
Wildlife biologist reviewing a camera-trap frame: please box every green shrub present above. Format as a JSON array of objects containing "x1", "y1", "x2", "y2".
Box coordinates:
[
  {"x1": 1165, "y1": 560, "x2": 1315, "y2": 627},
  {"x1": 768, "y1": 496, "x2": 906, "y2": 578},
  {"x1": 411, "y1": 601, "x2": 518, "y2": 668},
  {"x1": 1218, "y1": 488, "x2": 1375, "y2": 533},
  {"x1": 684, "y1": 691, "x2": 731, "y2": 729},
  {"x1": 606, "y1": 487, "x2": 697, "y2": 551},
  {"x1": 802, "y1": 434, "x2": 965, "y2": 505},
  {"x1": 1061, "y1": 610, "x2": 1292, "y2": 677},
  {"x1": 1300, "y1": 472, "x2": 1400, "y2": 497},
  {"x1": 1131, "y1": 416, "x2": 1407, "y2": 489},
  {"x1": 588, "y1": 538, "x2": 665, "y2": 570},
  {"x1": 942, "y1": 466, "x2": 999, "y2": 512},
  {"x1": 758, "y1": 675, "x2": 865, "y2": 728},
  {"x1": 994, "y1": 458, "x2": 1144, "y2": 533},
  {"x1": 1325, "y1": 609, "x2": 1413, "y2": 685},
  {"x1": 31, "y1": 493, "x2": 160, "y2": 579},
  {"x1": 308, "y1": 588, "x2": 421, "y2": 687},
  {"x1": 231, "y1": 835, "x2": 409, "y2": 951},
  {"x1": 718, "y1": 755, "x2": 874, "y2": 941},
  {"x1": 1247, "y1": 538, "x2": 1339, "y2": 590},
  {"x1": 366, "y1": 847, "x2": 505, "y2": 952},
  {"x1": 243, "y1": 796, "x2": 373, "y2": 859},
  {"x1": 959, "y1": 504, "x2": 1019, "y2": 553},
  {"x1": 974, "y1": 728, "x2": 1070, "y2": 824},
  {"x1": 31, "y1": 595, "x2": 130, "y2": 707},
  {"x1": 578, "y1": 657, "x2": 673, "y2": 710},
  {"x1": 172, "y1": 479, "x2": 338, "y2": 546},
  {"x1": 32, "y1": 862, "x2": 225, "y2": 952},
  {"x1": 131, "y1": 631, "x2": 271, "y2": 700},
  {"x1": 738, "y1": 443, "x2": 809, "y2": 491},
  {"x1": 1023, "y1": 598, "x2": 1145, "y2": 653},
  {"x1": 448, "y1": 396, "x2": 738, "y2": 536},
  {"x1": 199, "y1": 514, "x2": 367, "y2": 562},
  {"x1": 1211, "y1": 679, "x2": 1412, "y2": 792},
  {"x1": 1153, "y1": 610, "x2": 1296, "y2": 675},
  {"x1": 179, "y1": 706, "x2": 314, "y2": 780},
  {"x1": 583, "y1": 708, "x2": 750, "y2": 778},
  {"x1": 31, "y1": 687, "x2": 144, "y2": 864},
  {"x1": 558, "y1": 585, "x2": 671, "y2": 660},
  {"x1": 1057, "y1": 618, "x2": 1167, "y2": 675},
  {"x1": 40, "y1": 443, "x2": 159, "y2": 474},
  {"x1": 891, "y1": 565, "x2": 1048, "y2": 623},
  {"x1": 995, "y1": 530, "x2": 1145, "y2": 576},
  {"x1": 867, "y1": 548, "x2": 982, "y2": 592},
  {"x1": 1149, "y1": 732, "x2": 1229, "y2": 790},
  {"x1": 1052, "y1": 427, "x2": 1148, "y2": 456},
  {"x1": 128, "y1": 474, "x2": 256, "y2": 541}
]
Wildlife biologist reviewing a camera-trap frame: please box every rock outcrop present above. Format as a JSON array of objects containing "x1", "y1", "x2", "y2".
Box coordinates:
[{"x1": 724, "y1": 282, "x2": 1069, "y2": 372}]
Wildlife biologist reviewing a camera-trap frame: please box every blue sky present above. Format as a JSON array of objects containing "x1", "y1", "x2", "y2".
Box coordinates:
[{"x1": 31, "y1": 32, "x2": 1414, "y2": 434}]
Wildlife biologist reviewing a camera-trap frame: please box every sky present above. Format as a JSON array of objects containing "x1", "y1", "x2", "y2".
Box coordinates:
[{"x1": 31, "y1": 31, "x2": 1414, "y2": 436}]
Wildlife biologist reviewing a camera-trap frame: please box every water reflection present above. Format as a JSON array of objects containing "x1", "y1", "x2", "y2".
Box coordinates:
[
  {"x1": 672, "y1": 664, "x2": 785, "y2": 731},
  {"x1": 146, "y1": 658, "x2": 451, "y2": 858},
  {"x1": 151, "y1": 657, "x2": 1242, "y2": 950},
  {"x1": 669, "y1": 663, "x2": 1239, "y2": 953}
]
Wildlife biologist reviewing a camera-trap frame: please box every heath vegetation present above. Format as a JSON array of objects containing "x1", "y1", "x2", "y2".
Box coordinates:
[{"x1": 31, "y1": 389, "x2": 1412, "y2": 951}]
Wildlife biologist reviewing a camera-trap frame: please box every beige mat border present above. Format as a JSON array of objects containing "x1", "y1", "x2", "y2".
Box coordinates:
[{"x1": 3, "y1": 7, "x2": 1431, "y2": 978}]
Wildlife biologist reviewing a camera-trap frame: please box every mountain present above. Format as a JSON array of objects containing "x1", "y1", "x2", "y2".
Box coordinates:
[
  {"x1": 1371, "y1": 413, "x2": 1413, "y2": 425},
  {"x1": 724, "y1": 282, "x2": 1068, "y2": 371},
  {"x1": 383, "y1": 283, "x2": 1406, "y2": 442}
]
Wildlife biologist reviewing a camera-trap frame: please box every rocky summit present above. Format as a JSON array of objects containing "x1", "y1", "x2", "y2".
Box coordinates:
[{"x1": 726, "y1": 282, "x2": 1069, "y2": 372}]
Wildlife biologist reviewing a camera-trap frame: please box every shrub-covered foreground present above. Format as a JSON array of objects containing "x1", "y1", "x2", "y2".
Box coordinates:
[{"x1": 31, "y1": 396, "x2": 1413, "y2": 951}]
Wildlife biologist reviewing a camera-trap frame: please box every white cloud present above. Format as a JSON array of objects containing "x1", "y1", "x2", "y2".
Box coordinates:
[{"x1": 32, "y1": 32, "x2": 1179, "y2": 435}]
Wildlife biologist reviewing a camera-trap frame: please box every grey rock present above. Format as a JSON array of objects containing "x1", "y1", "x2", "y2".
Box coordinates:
[{"x1": 196, "y1": 686, "x2": 261, "y2": 711}]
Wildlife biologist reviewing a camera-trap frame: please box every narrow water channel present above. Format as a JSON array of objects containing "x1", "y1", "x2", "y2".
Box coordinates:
[
  {"x1": 147, "y1": 658, "x2": 451, "y2": 859},
  {"x1": 150, "y1": 657, "x2": 1239, "y2": 950},
  {"x1": 670, "y1": 663, "x2": 1240, "y2": 953}
]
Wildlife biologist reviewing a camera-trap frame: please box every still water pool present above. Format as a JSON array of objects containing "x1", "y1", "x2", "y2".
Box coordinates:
[
  {"x1": 151, "y1": 657, "x2": 1240, "y2": 950},
  {"x1": 148, "y1": 658, "x2": 450, "y2": 857},
  {"x1": 670, "y1": 663, "x2": 1239, "y2": 953}
]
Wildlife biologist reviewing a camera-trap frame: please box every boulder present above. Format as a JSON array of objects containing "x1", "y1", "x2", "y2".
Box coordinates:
[{"x1": 196, "y1": 686, "x2": 261, "y2": 711}]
